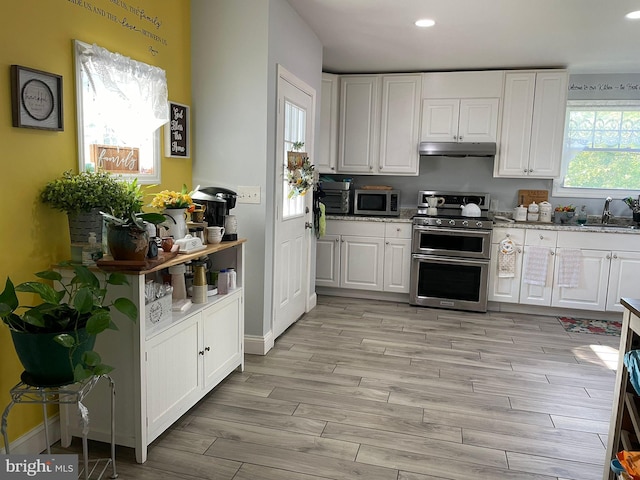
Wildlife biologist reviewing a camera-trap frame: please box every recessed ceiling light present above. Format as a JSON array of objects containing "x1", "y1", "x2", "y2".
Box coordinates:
[
  {"x1": 415, "y1": 18, "x2": 436, "y2": 28},
  {"x1": 626, "y1": 10, "x2": 640, "y2": 19}
]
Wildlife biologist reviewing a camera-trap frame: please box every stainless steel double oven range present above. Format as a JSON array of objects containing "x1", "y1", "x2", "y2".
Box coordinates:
[{"x1": 410, "y1": 191, "x2": 493, "y2": 313}]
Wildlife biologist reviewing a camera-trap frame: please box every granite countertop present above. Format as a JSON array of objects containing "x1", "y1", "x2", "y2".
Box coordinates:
[
  {"x1": 326, "y1": 208, "x2": 415, "y2": 223},
  {"x1": 493, "y1": 218, "x2": 640, "y2": 234}
]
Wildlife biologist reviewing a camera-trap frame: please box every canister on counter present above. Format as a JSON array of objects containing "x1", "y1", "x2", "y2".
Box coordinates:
[
  {"x1": 538, "y1": 201, "x2": 552, "y2": 223},
  {"x1": 514, "y1": 205, "x2": 528, "y2": 221},
  {"x1": 527, "y1": 202, "x2": 539, "y2": 222}
]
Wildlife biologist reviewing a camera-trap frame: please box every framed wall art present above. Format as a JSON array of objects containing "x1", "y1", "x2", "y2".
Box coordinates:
[
  {"x1": 10, "y1": 65, "x2": 63, "y2": 131},
  {"x1": 165, "y1": 101, "x2": 190, "y2": 158}
]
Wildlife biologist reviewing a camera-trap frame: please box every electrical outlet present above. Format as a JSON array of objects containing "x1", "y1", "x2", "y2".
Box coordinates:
[{"x1": 237, "y1": 186, "x2": 261, "y2": 204}]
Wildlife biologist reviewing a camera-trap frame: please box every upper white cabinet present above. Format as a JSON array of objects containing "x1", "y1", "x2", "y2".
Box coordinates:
[
  {"x1": 318, "y1": 73, "x2": 339, "y2": 173},
  {"x1": 420, "y1": 98, "x2": 499, "y2": 143},
  {"x1": 338, "y1": 74, "x2": 421, "y2": 175},
  {"x1": 495, "y1": 70, "x2": 568, "y2": 178}
]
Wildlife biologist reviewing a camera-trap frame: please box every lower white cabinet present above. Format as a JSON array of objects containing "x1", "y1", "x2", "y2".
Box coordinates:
[
  {"x1": 317, "y1": 220, "x2": 411, "y2": 294},
  {"x1": 550, "y1": 249, "x2": 609, "y2": 311},
  {"x1": 607, "y1": 251, "x2": 640, "y2": 312},
  {"x1": 341, "y1": 235, "x2": 385, "y2": 291},
  {"x1": 488, "y1": 228, "x2": 524, "y2": 303},
  {"x1": 519, "y1": 229, "x2": 557, "y2": 306},
  {"x1": 489, "y1": 228, "x2": 640, "y2": 313},
  {"x1": 61, "y1": 241, "x2": 245, "y2": 464}
]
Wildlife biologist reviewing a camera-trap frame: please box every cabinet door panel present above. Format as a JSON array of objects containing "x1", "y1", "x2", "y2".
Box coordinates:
[
  {"x1": 496, "y1": 73, "x2": 535, "y2": 177},
  {"x1": 318, "y1": 73, "x2": 339, "y2": 173},
  {"x1": 488, "y1": 243, "x2": 523, "y2": 303},
  {"x1": 420, "y1": 99, "x2": 459, "y2": 142},
  {"x1": 379, "y1": 75, "x2": 420, "y2": 175},
  {"x1": 528, "y1": 71, "x2": 567, "y2": 178},
  {"x1": 384, "y1": 238, "x2": 411, "y2": 293},
  {"x1": 551, "y1": 249, "x2": 609, "y2": 311},
  {"x1": 146, "y1": 315, "x2": 201, "y2": 440},
  {"x1": 607, "y1": 251, "x2": 640, "y2": 312},
  {"x1": 339, "y1": 76, "x2": 379, "y2": 173},
  {"x1": 341, "y1": 236, "x2": 384, "y2": 291},
  {"x1": 519, "y1": 247, "x2": 555, "y2": 306},
  {"x1": 316, "y1": 235, "x2": 341, "y2": 288},
  {"x1": 458, "y1": 98, "x2": 499, "y2": 142},
  {"x1": 203, "y1": 293, "x2": 242, "y2": 388}
]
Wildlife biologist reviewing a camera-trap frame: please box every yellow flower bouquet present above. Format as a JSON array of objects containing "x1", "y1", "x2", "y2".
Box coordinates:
[{"x1": 151, "y1": 185, "x2": 195, "y2": 212}]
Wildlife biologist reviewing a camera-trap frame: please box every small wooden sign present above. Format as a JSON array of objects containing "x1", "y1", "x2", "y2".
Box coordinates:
[
  {"x1": 518, "y1": 189, "x2": 549, "y2": 206},
  {"x1": 90, "y1": 144, "x2": 140, "y2": 173},
  {"x1": 165, "y1": 101, "x2": 190, "y2": 158}
]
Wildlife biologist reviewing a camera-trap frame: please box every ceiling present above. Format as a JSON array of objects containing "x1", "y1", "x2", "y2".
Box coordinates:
[{"x1": 286, "y1": 0, "x2": 640, "y2": 75}]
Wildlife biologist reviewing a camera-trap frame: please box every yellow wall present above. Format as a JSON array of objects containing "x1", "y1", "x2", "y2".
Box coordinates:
[{"x1": 0, "y1": 0, "x2": 191, "y2": 442}]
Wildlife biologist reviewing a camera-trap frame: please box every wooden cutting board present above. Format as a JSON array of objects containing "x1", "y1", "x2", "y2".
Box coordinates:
[{"x1": 518, "y1": 189, "x2": 548, "y2": 206}]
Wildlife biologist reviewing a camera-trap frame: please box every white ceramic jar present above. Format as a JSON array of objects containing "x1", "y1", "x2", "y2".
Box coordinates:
[
  {"x1": 514, "y1": 205, "x2": 527, "y2": 221},
  {"x1": 538, "y1": 201, "x2": 552, "y2": 223},
  {"x1": 527, "y1": 202, "x2": 539, "y2": 222}
]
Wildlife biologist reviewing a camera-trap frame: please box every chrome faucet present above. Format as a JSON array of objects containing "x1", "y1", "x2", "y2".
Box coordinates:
[{"x1": 602, "y1": 196, "x2": 613, "y2": 224}]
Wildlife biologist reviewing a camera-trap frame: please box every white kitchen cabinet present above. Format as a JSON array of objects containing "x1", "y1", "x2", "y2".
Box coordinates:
[
  {"x1": 607, "y1": 251, "x2": 640, "y2": 312},
  {"x1": 341, "y1": 235, "x2": 385, "y2": 291},
  {"x1": 316, "y1": 234, "x2": 341, "y2": 288},
  {"x1": 338, "y1": 75, "x2": 379, "y2": 173},
  {"x1": 488, "y1": 228, "x2": 524, "y2": 303},
  {"x1": 146, "y1": 311, "x2": 202, "y2": 441},
  {"x1": 420, "y1": 98, "x2": 499, "y2": 143},
  {"x1": 316, "y1": 220, "x2": 411, "y2": 294},
  {"x1": 61, "y1": 241, "x2": 245, "y2": 464},
  {"x1": 318, "y1": 73, "x2": 339, "y2": 173},
  {"x1": 519, "y1": 229, "x2": 557, "y2": 306},
  {"x1": 495, "y1": 70, "x2": 568, "y2": 178},
  {"x1": 383, "y1": 223, "x2": 412, "y2": 294},
  {"x1": 338, "y1": 74, "x2": 420, "y2": 175},
  {"x1": 551, "y1": 248, "x2": 609, "y2": 311},
  {"x1": 378, "y1": 75, "x2": 421, "y2": 175}
]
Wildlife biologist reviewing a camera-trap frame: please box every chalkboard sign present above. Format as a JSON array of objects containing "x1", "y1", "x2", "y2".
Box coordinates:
[{"x1": 165, "y1": 101, "x2": 190, "y2": 158}]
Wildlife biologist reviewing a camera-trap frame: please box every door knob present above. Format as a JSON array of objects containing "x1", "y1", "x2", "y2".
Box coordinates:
[{"x1": 305, "y1": 222, "x2": 313, "y2": 229}]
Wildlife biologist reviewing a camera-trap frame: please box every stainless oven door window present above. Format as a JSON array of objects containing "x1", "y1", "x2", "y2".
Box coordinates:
[
  {"x1": 410, "y1": 255, "x2": 489, "y2": 312},
  {"x1": 412, "y1": 227, "x2": 491, "y2": 259}
]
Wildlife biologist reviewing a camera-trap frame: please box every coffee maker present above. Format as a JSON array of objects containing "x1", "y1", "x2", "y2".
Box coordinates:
[{"x1": 191, "y1": 187, "x2": 238, "y2": 241}]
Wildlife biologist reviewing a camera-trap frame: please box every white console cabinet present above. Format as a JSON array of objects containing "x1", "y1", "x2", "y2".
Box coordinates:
[{"x1": 60, "y1": 240, "x2": 245, "y2": 463}]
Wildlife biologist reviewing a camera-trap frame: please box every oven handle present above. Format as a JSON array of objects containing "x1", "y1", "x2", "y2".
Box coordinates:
[
  {"x1": 411, "y1": 253, "x2": 489, "y2": 266},
  {"x1": 412, "y1": 225, "x2": 492, "y2": 239}
]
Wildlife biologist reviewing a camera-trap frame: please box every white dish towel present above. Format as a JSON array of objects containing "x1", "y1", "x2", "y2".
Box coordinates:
[
  {"x1": 497, "y1": 237, "x2": 516, "y2": 278},
  {"x1": 523, "y1": 246, "x2": 549, "y2": 285},
  {"x1": 557, "y1": 249, "x2": 582, "y2": 288}
]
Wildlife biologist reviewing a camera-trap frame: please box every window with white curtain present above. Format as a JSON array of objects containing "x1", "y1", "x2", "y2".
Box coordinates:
[{"x1": 74, "y1": 40, "x2": 169, "y2": 183}]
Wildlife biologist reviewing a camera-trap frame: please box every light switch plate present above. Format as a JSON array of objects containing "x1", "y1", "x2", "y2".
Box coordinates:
[{"x1": 237, "y1": 186, "x2": 261, "y2": 204}]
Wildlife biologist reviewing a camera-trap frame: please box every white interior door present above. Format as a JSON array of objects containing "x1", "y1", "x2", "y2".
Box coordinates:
[{"x1": 273, "y1": 66, "x2": 315, "y2": 339}]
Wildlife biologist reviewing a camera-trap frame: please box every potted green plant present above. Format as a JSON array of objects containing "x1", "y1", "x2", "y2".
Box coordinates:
[
  {"x1": 40, "y1": 170, "x2": 137, "y2": 244},
  {"x1": 100, "y1": 181, "x2": 167, "y2": 261},
  {"x1": 0, "y1": 263, "x2": 137, "y2": 385}
]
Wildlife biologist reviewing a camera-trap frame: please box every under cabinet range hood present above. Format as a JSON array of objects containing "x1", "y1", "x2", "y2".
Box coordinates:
[{"x1": 419, "y1": 141, "x2": 496, "y2": 157}]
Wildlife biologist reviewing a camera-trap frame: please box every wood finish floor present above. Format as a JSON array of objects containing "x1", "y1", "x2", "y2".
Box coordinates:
[{"x1": 60, "y1": 296, "x2": 621, "y2": 479}]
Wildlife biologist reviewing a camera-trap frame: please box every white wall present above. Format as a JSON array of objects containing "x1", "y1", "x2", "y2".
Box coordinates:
[{"x1": 191, "y1": 0, "x2": 321, "y2": 340}]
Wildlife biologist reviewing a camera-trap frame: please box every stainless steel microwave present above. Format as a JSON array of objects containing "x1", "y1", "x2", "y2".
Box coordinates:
[{"x1": 353, "y1": 189, "x2": 401, "y2": 216}]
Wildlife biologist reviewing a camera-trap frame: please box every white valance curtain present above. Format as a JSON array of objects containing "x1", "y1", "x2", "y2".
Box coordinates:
[{"x1": 76, "y1": 42, "x2": 169, "y2": 133}]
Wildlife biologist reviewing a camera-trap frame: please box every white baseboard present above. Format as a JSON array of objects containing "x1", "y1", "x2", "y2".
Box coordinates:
[
  {"x1": 0, "y1": 414, "x2": 60, "y2": 455},
  {"x1": 244, "y1": 331, "x2": 274, "y2": 356},
  {"x1": 307, "y1": 292, "x2": 317, "y2": 311},
  {"x1": 487, "y1": 301, "x2": 622, "y2": 320}
]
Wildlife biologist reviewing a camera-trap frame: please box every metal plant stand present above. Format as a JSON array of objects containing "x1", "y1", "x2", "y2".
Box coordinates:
[{"x1": 1, "y1": 374, "x2": 117, "y2": 480}]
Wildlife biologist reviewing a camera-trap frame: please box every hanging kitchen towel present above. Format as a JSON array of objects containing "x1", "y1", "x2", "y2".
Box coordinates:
[
  {"x1": 318, "y1": 202, "x2": 326, "y2": 238},
  {"x1": 523, "y1": 246, "x2": 549, "y2": 285},
  {"x1": 624, "y1": 350, "x2": 640, "y2": 396},
  {"x1": 497, "y1": 237, "x2": 516, "y2": 278},
  {"x1": 557, "y1": 249, "x2": 582, "y2": 288}
]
